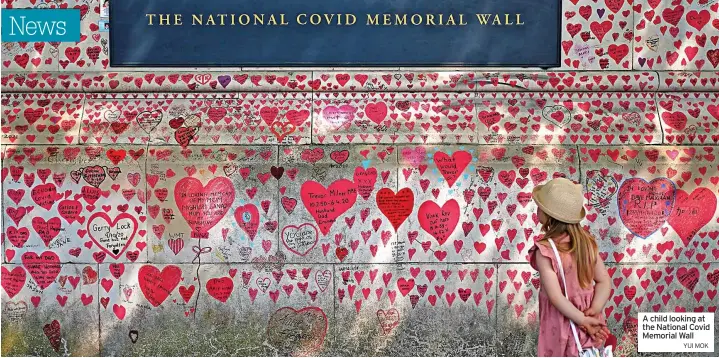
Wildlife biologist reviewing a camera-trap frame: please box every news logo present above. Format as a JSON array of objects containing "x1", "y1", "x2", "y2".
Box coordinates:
[{"x1": 2, "y1": 9, "x2": 81, "y2": 42}]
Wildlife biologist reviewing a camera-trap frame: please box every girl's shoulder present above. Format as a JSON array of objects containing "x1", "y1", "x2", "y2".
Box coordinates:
[{"x1": 528, "y1": 239, "x2": 559, "y2": 273}]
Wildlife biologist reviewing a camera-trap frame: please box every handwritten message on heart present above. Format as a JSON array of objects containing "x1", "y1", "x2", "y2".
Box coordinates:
[
  {"x1": 667, "y1": 188, "x2": 716, "y2": 247},
  {"x1": 87, "y1": 212, "x2": 138, "y2": 260},
  {"x1": 21, "y1": 251, "x2": 61, "y2": 290},
  {"x1": 433, "y1": 151, "x2": 472, "y2": 188},
  {"x1": 206, "y1": 277, "x2": 234, "y2": 303},
  {"x1": 376, "y1": 188, "x2": 414, "y2": 231},
  {"x1": 418, "y1": 199, "x2": 460, "y2": 246},
  {"x1": 234, "y1": 204, "x2": 260, "y2": 241},
  {"x1": 266, "y1": 307, "x2": 328, "y2": 357},
  {"x1": 586, "y1": 171, "x2": 618, "y2": 216},
  {"x1": 377, "y1": 308, "x2": 400, "y2": 334},
  {"x1": 138, "y1": 265, "x2": 182, "y2": 307},
  {"x1": 136, "y1": 110, "x2": 163, "y2": 134},
  {"x1": 174, "y1": 177, "x2": 235, "y2": 238},
  {"x1": 353, "y1": 167, "x2": 377, "y2": 201},
  {"x1": 617, "y1": 178, "x2": 675, "y2": 238},
  {"x1": 1, "y1": 267, "x2": 26, "y2": 298},
  {"x1": 300, "y1": 180, "x2": 357, "y2": 235},
  {"x1": 282, "y1": 223, "x2": 319, "y2": 256},
  {"x1": 322, "y1": 105, "x2": 356, "y2": 129}
]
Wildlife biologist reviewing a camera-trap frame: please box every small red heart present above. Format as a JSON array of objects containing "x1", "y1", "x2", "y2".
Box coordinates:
[{"x1": 169, "y1": 117, "x2": 185, "y2": 129}]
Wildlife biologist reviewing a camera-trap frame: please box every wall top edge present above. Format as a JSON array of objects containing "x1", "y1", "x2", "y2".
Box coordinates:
[{"x1": 3, "y1": 71, "x2": 718, "y2": 93}]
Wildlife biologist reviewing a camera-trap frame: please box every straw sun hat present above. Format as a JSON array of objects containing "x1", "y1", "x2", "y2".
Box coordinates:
[{"x1": 532, "y1": 177, "x2": 586, "y2": 224}]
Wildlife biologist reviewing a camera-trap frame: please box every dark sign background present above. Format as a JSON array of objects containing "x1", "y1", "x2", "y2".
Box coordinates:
[{"x1": 110, "y1": 0, "x2": 560, "y2": 67}]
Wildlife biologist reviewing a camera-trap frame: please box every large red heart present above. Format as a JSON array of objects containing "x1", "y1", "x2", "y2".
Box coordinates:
[
  {"x1": 30, "y1": 183, "x2": 60, "y2": 210},
  {"x1": 32, "y1": 217, "x2": 62, "y2": 247},
  {"x1": 301, "y1": 180, "x2": 357, "y2": 235},
  {"x1": 661, "y1": 112, "x2": 687, "y2": 131},
  {"x1": 617, "y1": 178, "x2": 675, "y2": 238},
  {"x1": 174, "y1": 177, "x2": 235, "y2": 238},
  {"x1": 365, "y1": 102, "x2": 388, "y2": 124},
  {"x1": 433, "y1": 151, "x2": 472, "y2": 188},
  {"x1": 418, "y1": 199, "x2": 460, "y2": 246},
  {"x1": 21, "y1": 251, "x2": 61, "y2": 289},
  {"x1": 667, "y1": 188, "x2": 716, "y2": 247},
  {"x1": 376, "y1": 188, "x2": 414, "y2": 231},
  {"x1": 138, "y1": 265, "x2": 182, "y2": 307},
  {"x1": 1, "y1": 266, "x2": 26, "y2": 298}
]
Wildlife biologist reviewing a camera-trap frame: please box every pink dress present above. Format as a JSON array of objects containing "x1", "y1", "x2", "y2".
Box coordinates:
[{"x1": 529, "y1": 234, "x2": 606, "y2": 357}]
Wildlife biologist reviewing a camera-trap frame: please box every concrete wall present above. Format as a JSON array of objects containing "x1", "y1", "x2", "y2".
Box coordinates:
[{"x1": 1, "y1": 0, "x2": 719, "y2": 356}]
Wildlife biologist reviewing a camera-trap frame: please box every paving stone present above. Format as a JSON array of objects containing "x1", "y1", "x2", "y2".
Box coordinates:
[
  {"x1": 580, "y1": 146, "x2": 719, "y2": 263},
  {"x1": 312, "y1": 93, "x2": 477, "y2": 144},
  {"x1": 146, "y1": 146, "x2": 279, "y2": 264},
  {"x1": 81, "y1": 93, "x2": 312, "y2": 145},
  {"x1": 332, "y1": 263, "x2": 497, "y2": 356},
  {"x1": 1, "y1": 263, "x2": 100, "y2": 356},
  {"x1": 1, "y1": 94, "x2": 83, "y2": 145},
  {"x1": 2, "y1": 145, "x2": 148, "y2": 264},
  {"x1": 278, "y1": 145, "x2": 398, "y2": 264},
  {"x1": 657, "y1": 92, "x2": 719, "y2": 145}
]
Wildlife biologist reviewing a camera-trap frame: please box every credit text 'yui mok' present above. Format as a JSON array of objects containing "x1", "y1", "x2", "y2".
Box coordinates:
[{"x1": 144, "y1": 13, "x2": 526, "y2": 26}]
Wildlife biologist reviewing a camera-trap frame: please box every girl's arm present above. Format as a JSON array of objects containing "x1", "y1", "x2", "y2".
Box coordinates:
[
  {"x1": 535, "y1": 252, "x2": 592, "y2": 325},
  {"x1": 586, "y1": 257, "x2": 611, "y2": 315}
]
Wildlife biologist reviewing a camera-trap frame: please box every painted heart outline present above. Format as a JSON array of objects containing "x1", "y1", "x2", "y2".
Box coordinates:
[
  {"x1": 87, "y1": 212, "x2": 139, "y2": 260},
  {"x1": 541, "y1": 105, "x2": 572, "y2": 127},
  {"x1": 266, "y1": 306, "x2": 328, "y2": 357},
  {"x1": 281, "y1": 223, "x2": 319, "y2": 256}
]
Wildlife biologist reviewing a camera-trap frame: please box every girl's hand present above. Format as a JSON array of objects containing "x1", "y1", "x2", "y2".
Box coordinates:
[
  {"x1": 583, "y1": 306, "x2": 601, "y2": 317},
  {"x1": 578, "y1": 316, "x2": 609, "y2": 342},
  {"x1": 579, "y1": 315, "x2": 604, "y2": 327},
  {"x1": 579, "y1": 323, "x2": 609, "y2": 342}
]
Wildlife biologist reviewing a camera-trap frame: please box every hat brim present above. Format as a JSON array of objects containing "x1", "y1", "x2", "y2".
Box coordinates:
[{"x1": 532, "y1": 185, "x2": 585, "y2": 224}]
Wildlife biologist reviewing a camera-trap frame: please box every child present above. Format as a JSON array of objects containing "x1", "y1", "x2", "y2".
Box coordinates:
[{"x1": 529, "y1": 178, "x2": 612, "y2": 356}]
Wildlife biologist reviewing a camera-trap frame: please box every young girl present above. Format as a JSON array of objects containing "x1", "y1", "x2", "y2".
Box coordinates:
[{"x1": 529, "y1": 178, "x2": 612, "y2": 356}]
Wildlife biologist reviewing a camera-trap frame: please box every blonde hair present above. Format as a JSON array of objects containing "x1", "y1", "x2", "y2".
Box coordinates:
[{"x1": 539, "y1": 215, "x2": 598, "y2": 289}]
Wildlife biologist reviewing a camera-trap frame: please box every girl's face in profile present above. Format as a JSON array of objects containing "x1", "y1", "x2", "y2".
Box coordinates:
[{"x1": 537, "y1": 207, "x2": 549, "y2": 225}]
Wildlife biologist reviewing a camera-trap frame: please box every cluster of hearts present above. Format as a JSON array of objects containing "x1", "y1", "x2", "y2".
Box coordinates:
[
  {"x1": 0, "y1": 143, "x2": 718, "y2": 357},
  {"x1": 2, "y1": 144, "x2": 718, "y2": 267}
]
